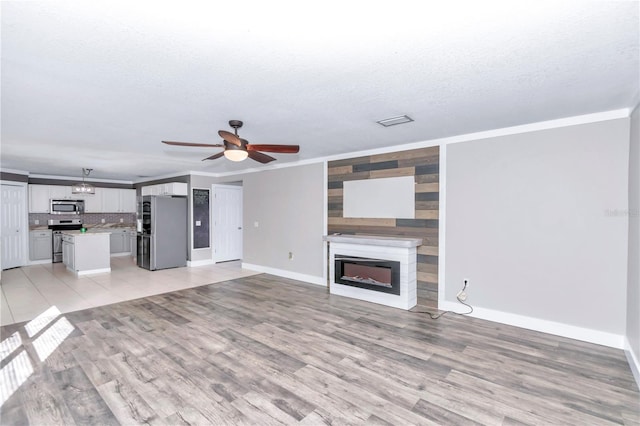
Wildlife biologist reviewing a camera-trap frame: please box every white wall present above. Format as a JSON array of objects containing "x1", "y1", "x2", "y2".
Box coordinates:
[
  {"x1": 445, "y1": 118, "x2": 630, "y2": 344},
  {"x1": 627, "y1": 104, "x2": 640, "y2": 381},
  {"x1": 242, "y1": 163, "x2": 325, "y2": 283}
]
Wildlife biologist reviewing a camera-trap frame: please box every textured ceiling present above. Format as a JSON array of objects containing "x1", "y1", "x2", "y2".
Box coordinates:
[{"x1": 1, "y1": 1, "x2": 638, "y2": 181}]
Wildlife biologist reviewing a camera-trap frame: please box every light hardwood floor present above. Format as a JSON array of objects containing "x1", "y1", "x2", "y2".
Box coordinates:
[{"x1": 1, "y1": 273, "x2": 638, "y2": 425}]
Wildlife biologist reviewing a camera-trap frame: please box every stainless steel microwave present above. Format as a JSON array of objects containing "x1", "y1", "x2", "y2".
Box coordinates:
[{"x1": 50, "y1": 199, "x2": 84, "y2": 215}]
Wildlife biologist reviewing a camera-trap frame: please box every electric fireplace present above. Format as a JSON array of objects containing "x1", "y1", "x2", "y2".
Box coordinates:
[
  {"x1": 324, "y1": 234, "x2": 422, "y2": 310},
  {"x1": 334, "y1": 255, "x2": 400, "y2": 295}
]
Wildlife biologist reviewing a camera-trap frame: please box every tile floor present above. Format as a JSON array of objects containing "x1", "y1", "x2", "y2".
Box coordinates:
[{"x1": 0, "y1": 256, "x2": 260, "y2": 326}]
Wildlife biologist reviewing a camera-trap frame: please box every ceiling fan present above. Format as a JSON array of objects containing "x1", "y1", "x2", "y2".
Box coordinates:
[{"x1": 162, "y1": 120, "x2": 300, "y2": 164}]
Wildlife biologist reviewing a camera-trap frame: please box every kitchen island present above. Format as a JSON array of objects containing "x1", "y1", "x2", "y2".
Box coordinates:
[{"x1": 62, "y1": 231, "x2": 111, "y2": 275}]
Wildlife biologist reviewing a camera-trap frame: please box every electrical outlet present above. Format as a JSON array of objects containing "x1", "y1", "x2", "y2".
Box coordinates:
[
  {"x1": 457, "y1": 291, "x2": 467, "y2": 301},
  {"x1": 34, "y1": 219, "x2": 40, "y2": 225},
  {"x1": 101, "y1": 218, "x2": 105, "y2": 223},
  {"x1": 119, "y1": 218, "x2": 124, "y2": 223}
]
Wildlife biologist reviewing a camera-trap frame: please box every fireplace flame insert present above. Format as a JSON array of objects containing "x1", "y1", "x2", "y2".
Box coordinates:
[{"x1": 334, "y1": 255, "x2": 400, "y2": 295}]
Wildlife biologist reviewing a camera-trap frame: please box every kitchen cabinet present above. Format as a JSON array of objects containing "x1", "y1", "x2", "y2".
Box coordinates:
[
  {"x1": 79, "y1": 188, "x2": 103, "y2": 213},
  {"x1": 62, "y1": 232, "x2": 110, "y2": 275},
  {"x1": 102, "y1": 188, "x2": 121, "y2": 213},
  {"x1": 123, "y1": 231, "x2": 132, "y2": 252},
  {"x1": 29, "y1": 184, "x2": 83, "y2": 213},
  {"x1": 29, "y1": 185, "x2": 52, "y2": 213},
  {"x1": 49, "y1": 185, "x2": 72, "y2": 200},
  {"x1": 28, "y1": 184, "x2": 134, "y2": 214},
  {"x1": 29, "y1": 230, "x2": 52, "y2": 261},
  {"x1": 141, "y1": 182, "x2": 188, "y2": 196},
  {"x1": 62, "y1": 235, "x2": 75, "y2": 271},
  {"x1": 102, "y1": 188, "x2": 136, "y2": 213},
  {"x1": 120, "y1": 189, "x2": 136, "y2": 212},
  {"x1": 109, "y1": 229, "x2": 132, "y2": 254},
  {"x1": 129, "y1": 230, "x2": 137, "y2": 259}
]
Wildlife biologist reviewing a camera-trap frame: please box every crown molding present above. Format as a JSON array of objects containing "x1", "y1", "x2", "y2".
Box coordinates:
[{"x1": 28, "y1": 173, "x2": 133, "y2": 184}]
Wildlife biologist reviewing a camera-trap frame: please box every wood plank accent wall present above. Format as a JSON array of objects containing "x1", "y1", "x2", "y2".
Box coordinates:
[{"x1": 327, "y1": 146, "x2": 440, "y2": 308}]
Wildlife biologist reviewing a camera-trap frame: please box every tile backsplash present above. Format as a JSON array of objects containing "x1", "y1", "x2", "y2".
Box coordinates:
[{"x1": 30, "y1": 213, "x2": 136, "y2": 226}]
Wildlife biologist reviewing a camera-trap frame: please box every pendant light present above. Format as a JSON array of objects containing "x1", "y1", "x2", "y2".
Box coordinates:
[{"x1": 71, "y1": 168, "x2": 96, "y2": 195}]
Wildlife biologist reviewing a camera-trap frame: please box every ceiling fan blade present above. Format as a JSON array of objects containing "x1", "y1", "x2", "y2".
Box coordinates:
[
  {"x1": 162, "y1": 141, "x2": 224, "y2": 148},
  {"x1": 248, "y1": 150, "x2": 277, "y2": 164},
  {"x1": 202, "y1": 152, "x2": 225, "y2": 161},
  {"x1": 217, "y1": 130, "x2": 242, "y2": 147},
  {"x1": 246, "y1": 144, "x2": 300, "y2": 153}
]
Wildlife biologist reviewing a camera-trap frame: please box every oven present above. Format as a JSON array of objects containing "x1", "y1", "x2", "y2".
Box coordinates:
[{"x1": 48, "y1": 219, "x2": 83, "y2": 263}]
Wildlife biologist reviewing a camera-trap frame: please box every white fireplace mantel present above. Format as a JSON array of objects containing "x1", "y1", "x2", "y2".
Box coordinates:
[
  {"x1": 323, "y1": 234, "x2": 422, "y2": 310},
  {"x1": 323, "y1": 234, "x2": 422, "y2": 248}
]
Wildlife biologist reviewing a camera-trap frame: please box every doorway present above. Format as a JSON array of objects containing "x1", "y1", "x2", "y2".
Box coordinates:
[
  {"x1": 212, "y1": 184, "x2": 243, "y2": 263},
  {"x1": 1, "y1": 183, "x2": 28, "y2": 270}
]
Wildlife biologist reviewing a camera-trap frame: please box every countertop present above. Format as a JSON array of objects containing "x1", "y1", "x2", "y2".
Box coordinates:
[
  {"x1": 62, "y1": 230, "x2": 112, "y2": 236},
  {"x1": 30, "y1": 223, "x2": 136, "y2": 231}
]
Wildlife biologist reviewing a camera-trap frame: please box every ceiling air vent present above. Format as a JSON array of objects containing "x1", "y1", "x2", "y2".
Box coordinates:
[{"x1": 376, "y1": 115, "x2": 414, "y2": 127}]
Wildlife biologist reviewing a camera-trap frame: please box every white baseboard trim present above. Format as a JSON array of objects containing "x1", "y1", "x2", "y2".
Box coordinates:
[
  {"x1": 188, "y1": 259, "x2": 215, "y2": 267},
  {"x1": 241, "y1": 263, "x2": 325, "y2": 286},
  {"x1": 439, "y1": 301, "x2": 624, "y2": 349},
  {"x1": 29, "y1": 259, "x2": 53, "y2": 265},
  {"x1": 625, "y1": 337, "x2": 640, "y2": 390},
  {"x1": 110, "y1": 252, "x2": 132, "y2": 257},
  {"x1": 74, "y1": 267, "x2": 111, "y2": 276}
]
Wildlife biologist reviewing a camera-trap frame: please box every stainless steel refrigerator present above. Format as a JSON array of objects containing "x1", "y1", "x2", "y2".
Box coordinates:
[{"x1": 137, "y1": 196, "x2": 187, "y2": 270}]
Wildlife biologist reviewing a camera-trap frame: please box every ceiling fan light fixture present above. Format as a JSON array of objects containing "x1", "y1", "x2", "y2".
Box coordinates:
[
  {"x1": 224, "y1": 150, "x2": 248, "y2": 162},
  {"x1": 71, "y1": 168, "x2": 95, "y2": 195}
]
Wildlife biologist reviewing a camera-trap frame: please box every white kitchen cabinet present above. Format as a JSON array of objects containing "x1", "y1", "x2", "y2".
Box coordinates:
[
  {"x1": 29, "y1": 230, "x2": 52, "y2": 261},
  {"x1": 62, "y1": 236, "x2": 75, "y2": 271},
  {"x1": 62, "y1": 232, "x2": 110, "y2": 275},
  {"x1": 102, "y1": 188, "x2": 136, "y2": 213},
  {"x1": 29, "y1": 184, "x2": 134, "y2": 214},
  {"x1": 49, "y1": 185, "x2": 73, "y2": 200},
  {"x1": 102, "y1": 188, "x2": 120, "y2": 212},
  {"x1": 79, "y1": 188, "x2": 103, "y2": 213},
  {"x1": 120, "y1": 189, "x2": 136, "y2": 213},
  {"x1": 29, "y1": 184, "x2": 88, "y2": 213},
  {"x1": 109, "y1": 230, "x2": 125, "y2": 253},
  {"x1": 109, "y1": 229, "x2": 132, "y2": 254},
  {"x1": 29, "y1": 185, "x2": 51, "y2": 213},
  {"x1": 141, "y1": 182, "x2": 187, "y2": 197},
  {"x1": 129, "y1": 230, "x2": 137, "y2": 259}
]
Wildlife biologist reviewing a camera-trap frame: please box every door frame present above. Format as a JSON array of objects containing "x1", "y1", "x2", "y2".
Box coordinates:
[
  {"x1": 211, "y1": 184, "x2": 243, "y2": 263},
  {"x1": 1, "y1": 180, "x2": 29, "y2": 270}
]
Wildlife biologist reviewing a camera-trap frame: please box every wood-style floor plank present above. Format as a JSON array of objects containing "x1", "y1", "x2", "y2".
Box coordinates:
[{"x1": 1, "y1": 273, "x2": 638, "y2": 425}]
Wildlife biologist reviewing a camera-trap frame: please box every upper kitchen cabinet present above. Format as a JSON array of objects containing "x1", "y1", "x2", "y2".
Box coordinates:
[
  {"x1": 49, "y1": 185, "x2": 73, "y2": 200},
  {"x1": 28, "y1": 185, "x2": 135, "y2": 214},
  {"x1": 29, "y1": 185, "x2": 51, "y2": 213},
  {"x1": 101, "y1": 188, "x2": 120, "y2": 212},
  {"x1": 120, "y1": 189, "x2": 136, "y2": 212},
  {"x1": 78, "y1": 188, "x2": 103, "y2": 213},
  {"x1": 101, "y1": 188, "x2": 136, "y2": 213},
  {"x1": 30, "y1": 184, "x2": 79, "y2": 213},
  {"x1": 141, "y1": 182, "x2": 188, "y2": 196}
]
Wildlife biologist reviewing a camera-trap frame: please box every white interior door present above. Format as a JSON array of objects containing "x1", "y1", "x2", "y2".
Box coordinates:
[
  {"x1": 1, "y1": 183, "x2": 28, "y2": 270},
  {"x1": 212, "y1": 185, "x2": 243, "y2": 262}
]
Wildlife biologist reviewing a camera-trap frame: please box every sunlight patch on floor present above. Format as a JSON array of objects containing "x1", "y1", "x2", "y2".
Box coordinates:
[{"x1": 0, "y1": 305, "x2": 75, "y2": 406}]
